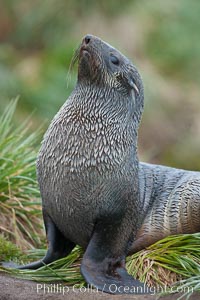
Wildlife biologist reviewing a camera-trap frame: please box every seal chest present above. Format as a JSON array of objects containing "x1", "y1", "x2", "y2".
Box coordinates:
[{"x1": 37, "y1": 89, "x2": 139, "y2": 247}]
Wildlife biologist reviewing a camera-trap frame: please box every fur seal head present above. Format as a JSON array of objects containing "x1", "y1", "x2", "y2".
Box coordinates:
[{"x1": 75, "y1": 34, "x2": 144, "y2": 127}]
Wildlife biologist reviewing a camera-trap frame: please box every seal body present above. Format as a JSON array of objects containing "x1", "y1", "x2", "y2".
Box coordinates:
[
  {"x1": 37, "y1": 87, "x2": 142, "y2": 248},
  {"x1": 130, "y1": 163, "x2": 200, "y2": 253}
]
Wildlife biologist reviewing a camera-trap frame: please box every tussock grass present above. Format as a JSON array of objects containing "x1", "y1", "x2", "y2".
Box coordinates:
[
  {"x1": 0, "y1": 235, "x2": 23, "y2": 262},
  {"x1": 126, "y1": 233, "x2": 200, "y2": 287},
  {"x1": 3, "y1": 247, "x2": 84, "y2": 286},
  {"x1": 0, "y1": 99, "x2": 44, "y2": 249}
]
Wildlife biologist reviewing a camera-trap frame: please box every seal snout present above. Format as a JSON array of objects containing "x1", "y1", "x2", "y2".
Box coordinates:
[
  {"x1": 80, "y1": 34, "x2": 93, "y2": 55},
  {"x1": 82, "y1": 34, "x2": 93, "y2": 48},
  {"x1": 84, "y1": 35, "x2": 92, "y2": 45}
]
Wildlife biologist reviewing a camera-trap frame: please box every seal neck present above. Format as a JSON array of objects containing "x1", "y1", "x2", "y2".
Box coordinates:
[{"x1": 73, "y1": 81, "x2": 143, "y2": 133}]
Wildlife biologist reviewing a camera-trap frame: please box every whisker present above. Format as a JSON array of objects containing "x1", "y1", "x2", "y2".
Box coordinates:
[
  {"x1": 66, "y1": 44, "x2": 81, "y2": 89},
  {"x1": 70, "y1": 45, "x2": 81, "y2": 70}
]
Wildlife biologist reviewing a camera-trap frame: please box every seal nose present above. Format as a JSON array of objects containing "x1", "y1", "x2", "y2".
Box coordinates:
[{"x1": 84, "y1": 35, "x2": 92, "y2": 45}]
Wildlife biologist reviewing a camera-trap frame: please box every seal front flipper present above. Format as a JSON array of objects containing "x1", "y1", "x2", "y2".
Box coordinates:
[
  {"x1": 81, "y1": 231, "x2": 146, "y2": 295},
  {"x1": 2, "y1": 211, "x2": 75, "y2": 269}
]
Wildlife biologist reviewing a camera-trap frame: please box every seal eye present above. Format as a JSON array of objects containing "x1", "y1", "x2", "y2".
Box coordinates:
[{"x1": 110, "y1": 55, "x2": 119, "y2": 65}]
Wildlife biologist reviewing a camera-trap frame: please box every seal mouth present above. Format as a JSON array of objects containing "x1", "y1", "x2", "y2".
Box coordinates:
[{"x1": 80, "y1": 45, "x2": 90, "y2": 56}]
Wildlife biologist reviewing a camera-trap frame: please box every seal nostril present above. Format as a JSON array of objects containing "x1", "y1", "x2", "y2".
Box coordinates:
[{"x1": 84, "y1": 35, "x2": 91, "y2": 44}]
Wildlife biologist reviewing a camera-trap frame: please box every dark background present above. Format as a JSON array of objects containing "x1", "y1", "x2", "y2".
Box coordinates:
[{"x1": 1, "y1": 0, "x2": 200, "y2": 170}]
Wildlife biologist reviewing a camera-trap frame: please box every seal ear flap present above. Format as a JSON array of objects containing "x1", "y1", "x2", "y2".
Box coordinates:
[
  {"x1": 127, "y1": 74, "x2": 139, "y2": 95},
  {"x1": 115, "y1": 72, "x2": 139, "y2": 94}
]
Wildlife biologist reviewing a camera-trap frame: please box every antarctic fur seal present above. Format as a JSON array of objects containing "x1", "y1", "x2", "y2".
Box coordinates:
[
  {"x1": 3, "y1": 35, "x2": 200, "y2": 295},
  {"x1": 15, "y1": 34, "x2": 146, "y2": 294}
]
